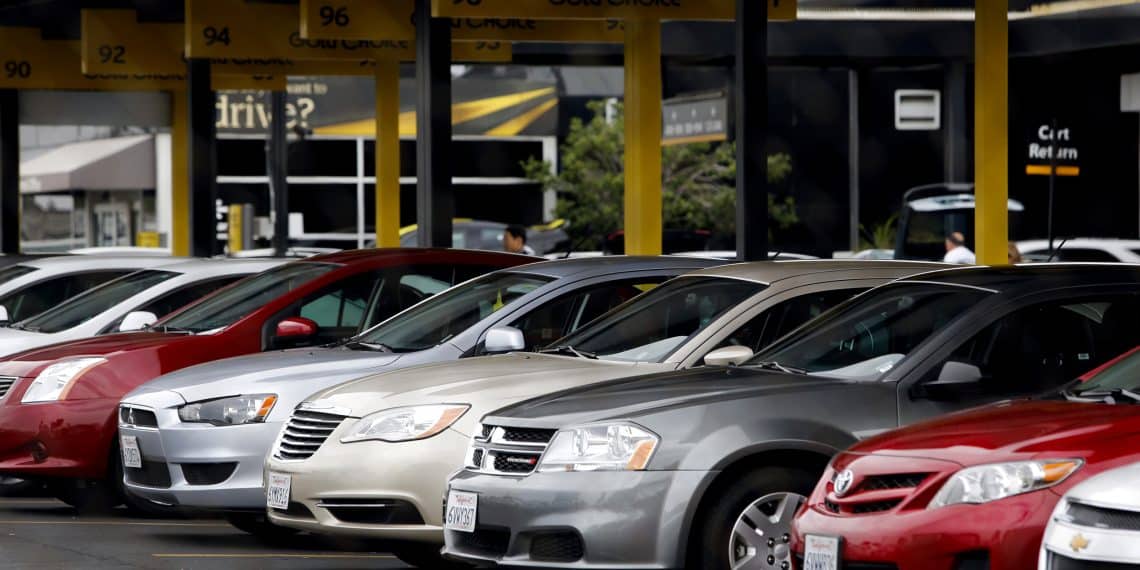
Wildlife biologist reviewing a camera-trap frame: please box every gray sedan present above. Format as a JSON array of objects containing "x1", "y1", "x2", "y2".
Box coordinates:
[
  {"x1": 445, "y1": 264, "x2": 1140, "y2": 569},
  {"x1": 117, "y1": 256, "x2": 716, "y2": 529}
]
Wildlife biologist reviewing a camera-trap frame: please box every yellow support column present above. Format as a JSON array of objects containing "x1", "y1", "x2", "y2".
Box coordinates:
[
  {"x1": 623, "y1": 18, "x2": 662, "y2": 256},
  {"x1": 974, "y1": 0, "x2": 1008, "y2": 265},
  {"x1": 170, "y1": 89, "x2": 190, "y2": 256},
  {"x1": 374, "y1": 60, "x2": 401, "y2": 248}
]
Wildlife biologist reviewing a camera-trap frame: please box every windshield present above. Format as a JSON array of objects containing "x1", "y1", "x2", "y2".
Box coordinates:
[
  {"x1": 752, "y1": 283, "x2": 992, "y2": 381},
  {"x1": 160, "y1": 262, "x2": 335, "y2": 333},
  {"x1": 1074, "y1": 348, "x2": 1140, "y2": 394},
  {"x1": 356, "y1": 271, "x2": 552, "y2": 352},
  {"x1": 18, "y1": 270, "x2": 177, "y2": 333},
  {"x1": 0, "y1": 264, "x2": 37, "y2": 287},
  {"x1": 554, "y1": 276, "x2": 763, "y2": 362}
]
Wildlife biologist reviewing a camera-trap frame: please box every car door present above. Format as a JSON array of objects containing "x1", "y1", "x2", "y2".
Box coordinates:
[{"x1": 898, "y1": 291, "x2": 1140, "y2": 424}]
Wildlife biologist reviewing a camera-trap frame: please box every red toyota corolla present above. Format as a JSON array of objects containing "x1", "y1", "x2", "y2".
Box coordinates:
[
  {"x1": 0, "y1": 248, "x2": 530, "y2": 510},
  {"x1": 792, "y1": 346, "x2": 1140, "y2": 570}
]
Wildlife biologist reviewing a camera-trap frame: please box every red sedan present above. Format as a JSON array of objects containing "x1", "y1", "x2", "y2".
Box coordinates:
[
  {"x1": 792, "y1": 346, "x2": 1140, "y2": 570},
  {"x1": 0, "y1": 249, "x2": 530, "y2": 510}
]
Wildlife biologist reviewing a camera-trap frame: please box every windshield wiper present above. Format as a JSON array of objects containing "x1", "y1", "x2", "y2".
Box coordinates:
[
  {"x1": 539, "y1": 345, "x2": 598, "y2": 360},
  {"x1": 1070, "y1": 388, "x2": 1140, "y2": 405},
  {"x1": 146, "y1": 325, "x2": 195, "y2": 335},
  {"x1": 750, "y1": 360, "x2": 808, "y2": 375},
  {"x1": 343, "y1": 340, "x2": 393, "y2": 353}
]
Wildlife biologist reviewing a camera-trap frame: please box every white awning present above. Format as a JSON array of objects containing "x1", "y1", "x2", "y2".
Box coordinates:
[{"x1": 20, "y1": 134, "x2": 154, "y2": 194}]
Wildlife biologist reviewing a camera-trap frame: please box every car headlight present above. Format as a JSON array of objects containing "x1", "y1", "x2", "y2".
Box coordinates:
[
  {"x1": 340, "y1": 404, "x2": 469, "y2": 443},
  {"x1": 178, "y1": 394, "x2": 278, "y2": 426},
  {"x1": 537, "y1": 423, "x2": 658, "y2": 472},
  {"x1": 21, "y1": 358, "x2": 106, "y2": 403},
  {"x1": 928, "y1": 459, "x2": 1082, "y2": 509}
]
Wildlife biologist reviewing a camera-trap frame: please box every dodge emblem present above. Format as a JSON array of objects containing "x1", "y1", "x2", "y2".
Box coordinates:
[{"x1": 834, "y1": 469, "x2": 855, "y2": 497}]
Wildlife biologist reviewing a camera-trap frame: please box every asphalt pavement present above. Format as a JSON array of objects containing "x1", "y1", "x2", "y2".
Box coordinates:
[{"x1": 0, "y1": 497, "x2": 412, "y2": 569}]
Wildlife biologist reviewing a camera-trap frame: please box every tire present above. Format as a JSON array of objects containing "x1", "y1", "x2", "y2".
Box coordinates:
[
  {"x1": 225, "y1": 512, "x2": 301, "y2": 542},
  {"x1": 51, "y1": 479, "x2": 119, "y2": 514},
  {"x1": 392, "y1": 543, "x2": 472, "y2": 569},
  {"x1": 688, "y1": 466, "x2": 818, "y2": 570}
]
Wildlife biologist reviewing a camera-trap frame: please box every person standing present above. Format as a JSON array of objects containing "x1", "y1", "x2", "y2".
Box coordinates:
[
  {"x1": 503, "y1": 225, "x2": 536, "y2": 256},
  {"x1": 943, "y1": 231, "x2": 976, "y2": 264}
]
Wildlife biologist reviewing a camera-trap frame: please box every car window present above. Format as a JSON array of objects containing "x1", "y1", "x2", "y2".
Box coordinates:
[
  {"x1": 1057, "y1": 248, "x2": 1119, "y2": 262},
  {"x1": 0, "y1": 264, "x2": 37, "y2": 287},
  {"x1": 160, "y1": 262, "x2": 335, "y2": 333},
  {"x1": 299, "y1": 272, "x2": 379, "y2": 330},
  {"x1": 0, "y1": 270, "x2": 132, "y2": 323},
  {"x1": 101, "y1": 275, "x2": 246, "y2": 334},
  {"x1": 714, "y1": 288, "x2": 866, "y2": 354},
  {"x1": 919, "y1": 294, "x2": 1140, "y2": 398},
  {"x1": 506, "y1": 279, "x2": 665, "y2": 351},
  {"x1": 555, "y1": 276, "x2": 764, "y2": 363},
  {"x1": 18, "y1": 270, "x2": 179, "y2": 334},
  {"x1": 357, "y1": 272, "x2": 552, "y2": 352},
  {"x1": 754, "y1": 283, "x2": 992, "y2": 381}
]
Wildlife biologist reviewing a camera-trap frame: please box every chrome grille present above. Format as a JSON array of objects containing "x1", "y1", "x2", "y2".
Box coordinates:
[
  {"x1": 274, "y1": 410, "x2": 346, "y2": 461},
  {"x1": 0, "y1": 376, "x2": 16, "y2": 399},
  {"x1": 465, "y1": 424, "x2": 556, "y2": 476},
  {"x1": 1065, "y1": 501, "x2": 1140, "y2": 531}
]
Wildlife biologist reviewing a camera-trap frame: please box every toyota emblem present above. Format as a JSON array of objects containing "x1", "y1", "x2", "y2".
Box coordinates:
[{"x1": 834, "y1": 469, "x2": 855, "y2": 496}]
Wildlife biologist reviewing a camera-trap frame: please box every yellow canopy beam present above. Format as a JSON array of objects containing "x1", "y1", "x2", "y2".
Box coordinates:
[
  {"x1": 622, "y1": 19, "x2": 662, "y2": 256},
  {"x1": 974, "y1": 0, "x2": 1009, "y2": 265}
]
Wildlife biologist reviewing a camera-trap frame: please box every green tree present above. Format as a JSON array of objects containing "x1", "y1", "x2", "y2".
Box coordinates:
[{"x1": 524, "y1": 100, "x2": 796, "y2": 250}]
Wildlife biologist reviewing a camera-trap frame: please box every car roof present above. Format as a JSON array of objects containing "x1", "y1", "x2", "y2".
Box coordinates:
[
  {"x1": 897, "y1": 263, "x2": 1140, "y2": 292},
  {"x1": 144, "y1": 258, "x2": 285, "y2": 276},
  {"x1": 1018, "y1": 238, "x2": 1140, "y2": 248},
  {"x1": 14, "y1": 255, "x2": 185, "y2": 271},
  {"x1": 301, "y1": 247, "x2": 534, "y2": 265},
  {"x1": 508, "y1": 255, "x2": 724, "y2": 279},
  {"x1": 685, "y1": 260, "x2": 949, "y2": 284}
]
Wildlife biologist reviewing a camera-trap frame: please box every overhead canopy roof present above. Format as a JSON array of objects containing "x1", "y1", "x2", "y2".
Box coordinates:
[{"x1": 20, "y1": 134, "x2": 155, "y2": 193}]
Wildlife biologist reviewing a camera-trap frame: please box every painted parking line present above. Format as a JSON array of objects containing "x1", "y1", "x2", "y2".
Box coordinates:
[
  {"x1": 0, "y1": 519, "x2": 228, "y2": 527},
  {"x1": 153, "y1": 554, "x2": 397, "y2": 559}
]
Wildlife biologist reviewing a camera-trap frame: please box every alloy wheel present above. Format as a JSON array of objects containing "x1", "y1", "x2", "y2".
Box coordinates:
[{"x1": 728, "y1": 491, "x2": 806, "y2": 570}]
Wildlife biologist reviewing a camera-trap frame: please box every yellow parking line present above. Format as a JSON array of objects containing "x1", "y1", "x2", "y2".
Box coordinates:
[
  {"x1": 153, "y1": 554, "x2": 396, "y2": 559},
  {"x1": 0, "y1": 519, "x2": 227, "y2": 527}
]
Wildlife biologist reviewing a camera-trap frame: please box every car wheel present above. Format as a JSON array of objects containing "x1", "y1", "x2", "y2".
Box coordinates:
[
  {"x1": 392, "y1": 544, "x2": 472, "y2": 569},
  {"x1": 225, "y1": 512, "x2": 301, "y2": 542},
  {"x1": 690, "y1": 466, "x2": 817, "y2": 569}
]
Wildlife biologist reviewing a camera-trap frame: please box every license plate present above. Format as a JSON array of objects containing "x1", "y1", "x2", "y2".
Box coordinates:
[
  {"x1": 444, "y1": 490, "x2": 478, "y2": 533},
  {"x1": 266, "y1": 472, "x2": 291, "y2": 510},
  {"x1": 802, "y1": 534, "x2": 841, "y2": 570},
  {"x1": 120, "y1": 436, "x2": 142, "y2": 469}
]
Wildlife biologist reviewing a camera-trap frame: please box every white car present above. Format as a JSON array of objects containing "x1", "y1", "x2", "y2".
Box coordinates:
[
  {"x1": 1040, "y1": 461, "x2": 1140, "y2": 568},
  {"x1": 0, "y1": 259, "x2": 283, "y2": 358},
  {"x1": 0, "y1": 256, "x2": 184, "y2": 325},
  {"x1": 1018, "y1": 238, "x2": 1140, "y2": 263}
]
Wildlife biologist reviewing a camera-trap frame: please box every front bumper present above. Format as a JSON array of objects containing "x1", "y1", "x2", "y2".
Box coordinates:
[
  {"x1": 264, "y1": 423, "x2": 470, "y2": 543},
  {"x1": 441, "y1": 468, "x2": 706, "y2": 568},
  {"x1": 792, "y1": 490, "x2": 1060, "y2": 570},
  {"x1": 0, "y1": 396, "x2": 117, "y2": 480},
  {"x1": 1039, "y1": 508, "x2": 1140, "y2": 568},
  {"x1": 119, "y1": 391, "x2": 282, "y2": 510}
]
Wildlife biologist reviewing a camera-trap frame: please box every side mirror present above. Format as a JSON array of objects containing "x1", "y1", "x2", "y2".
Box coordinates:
[
  {"x1": 0, "y1": 305, "x2": 8, "y2": 324},
  {"x1": 484, "y1": 326, "x2": 526, "y2": 354},
  {"x1": 920, "y1": 361, "x2": 985, "y2": 401},
  {"x1": 703, "y1": 345, "x2": 754, "y2": 366},
  {"x1": 275, "y1": 316, "x2": 318, "y2": 341},
  {"x1": 118, "y1": 311, "x2": 158, "y2": 332}
]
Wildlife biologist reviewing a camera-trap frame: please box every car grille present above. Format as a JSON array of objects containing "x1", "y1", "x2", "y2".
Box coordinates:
[
  {"x1": 274, "y1": 410, "x2": 346, "y2": 461},
  {"x1": 181, "y1": 462, "x2": 237, "y2": 485},
  {"x1": 1064, "y1": 501, "x2": 1140, "y2": 531},
  {"x1": 530, "y1": 532, "x2": 584, "y2": 562},
  {"x1": 1046, "y1": 552, "x2": 1137, "y2": 570},
  {"x1": 452, "y1": 525, "x2": 511, "y2": 557},
  {"x1": 824, "y1": 470, "x2": 931, "y2": 516},
  {"x1": 119, "y1": 405, "x2": 158, "y2": 428},
  {"x1": 271, "y1": 501, "x2": 316, "y2": 519},
  {"x1": 855, "y1": 473, "x2": 929, "y2": 493},
  {"x1": 318, "y1": 498, "x2": 424, "y2": 525},
  {"x1": 0, "y1": 376, "x2": 16, "y2": 399},
  {"x1": 465, "y1": 424, "x2": 556, "y2": 476}
]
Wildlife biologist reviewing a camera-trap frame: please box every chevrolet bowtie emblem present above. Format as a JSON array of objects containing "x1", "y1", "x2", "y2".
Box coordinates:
[{"x1": 1070, "y1": 533, "x2": 1091, "y2": 553}]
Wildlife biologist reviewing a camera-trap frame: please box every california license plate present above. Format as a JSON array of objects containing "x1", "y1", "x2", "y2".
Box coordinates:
[
  {"x1": 120, "y1": 436, "x2": 142, "y2": 469},
  {"x1": 802, "y1": 534, "x2": 841, "y2": 570},
  {"x1": 444, "y1": 490, "x2": 478, "y2": 533},
  {"x1": 266, "y1": 472, "x2": 291, "y2": 510}
]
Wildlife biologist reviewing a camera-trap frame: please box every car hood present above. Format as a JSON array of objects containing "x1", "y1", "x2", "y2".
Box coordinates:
[
  {"x1": 126, "y1": 346, "x2": 405, "y2": 403},
  {"x1": 0, "y1": 331, "x2": 194, "y2": 377},
  {"x1": 484, "y1": 366, "x2": 844, "y2": 429},
  {"x1": 848, "y1": 400, "x2": 1140, "y2": 466},
  {"x1": 306, "y1": 352, "x2": 661, "y2": 419},
  {"x1": 1065, "y1": 462, "x2": 1140, "y2": 511},
  {"x1": 0, "y1": 327, "x2": 49, "y2": 359}
]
